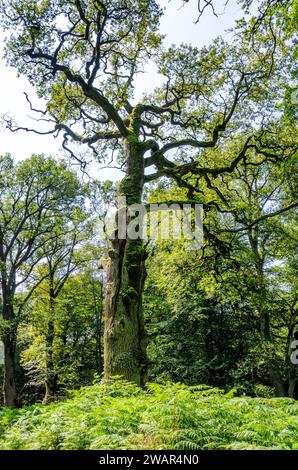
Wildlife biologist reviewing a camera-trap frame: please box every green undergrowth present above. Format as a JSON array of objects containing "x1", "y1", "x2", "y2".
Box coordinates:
[{"x1": 0, "y1": 381, "x2": 297, "y2": 450}]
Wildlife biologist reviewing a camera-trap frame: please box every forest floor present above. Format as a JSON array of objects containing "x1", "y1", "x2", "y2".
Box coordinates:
[{"x1": 0, "y1": 381, "x2": 297, "y2": 450}]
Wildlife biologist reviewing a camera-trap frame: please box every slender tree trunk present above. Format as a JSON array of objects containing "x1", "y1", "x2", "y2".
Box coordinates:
[
  {"x1": 44, "y1": 319, "x2": 58, "y2": 403},
  {"x1": 3, "y1": 332, "x2": 17, "y2": 408},
  {"x1": 1, "y1": 275, "x2": 18, "y2": 408},
  {"x1": 104, "y1": 137, "x2": 148, "y2": 386},
  {"x1": 288, "y1": 377, "x2": 298, "y2": 399},
  {"x1": 248, "y1": 233, "x2": 287, "y2": 396},
  {"x1": 268, "y1": 365, "x2": 287, "y2": 397},
  {"x1": 287, "y1": 327, "x2": 298, "y2": 399},
  {"x1": 94, "y1": 276, "x2": 103, "y2": 374},
  {"x1": 44, "y1": 284, "x2": 58, "y2": 403}
]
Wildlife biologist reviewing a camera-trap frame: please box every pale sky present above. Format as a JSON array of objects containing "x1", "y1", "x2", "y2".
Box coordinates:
[{"x1": 0, "y1": 0, "x2": 243, "y2": 179}]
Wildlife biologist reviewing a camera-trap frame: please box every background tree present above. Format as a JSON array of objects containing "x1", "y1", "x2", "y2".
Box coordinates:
[
  {"x1": 20, "y1": 263, "x2": 104, "y2": 404},
  {"x1": 0, "y1": 154, "x2": 85, "y2": 407},
  {"x1": 144, "y1": 140, "x2": 297, "y2": 396},
  {"x1": 28, "y1": 229, "x2": 96, "y2": 403}
]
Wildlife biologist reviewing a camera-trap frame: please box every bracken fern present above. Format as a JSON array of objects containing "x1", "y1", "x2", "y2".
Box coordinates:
[{"x1": 0, "y1": 380, "x2": 297, "y2": 450}]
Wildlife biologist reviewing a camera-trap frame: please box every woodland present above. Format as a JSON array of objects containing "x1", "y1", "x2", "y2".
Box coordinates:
[{"x1": 0, "y1": 0, "x2": 297, "y2": 451}]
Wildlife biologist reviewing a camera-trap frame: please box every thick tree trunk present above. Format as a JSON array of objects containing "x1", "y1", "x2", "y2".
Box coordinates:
[
  {"x1": 104, "y1": 138, "x2": 148, "y2": 386},
  {"x1": 268, "y1": 365, "x2": 287, "y2": 397}
]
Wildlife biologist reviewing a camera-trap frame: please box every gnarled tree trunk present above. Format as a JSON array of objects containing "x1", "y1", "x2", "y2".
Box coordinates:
[{"x1": 104, "y1": 137, "x2": 148, "y2": 387}]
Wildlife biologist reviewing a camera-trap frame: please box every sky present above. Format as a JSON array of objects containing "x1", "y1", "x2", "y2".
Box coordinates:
[{"x1": 0, "y1": 0, "x2": 244, "y2": 179}]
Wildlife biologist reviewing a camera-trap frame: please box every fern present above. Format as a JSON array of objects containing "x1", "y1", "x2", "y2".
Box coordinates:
[{"x1": 0, "y1": 380, "x2": 297, "y2": 450}]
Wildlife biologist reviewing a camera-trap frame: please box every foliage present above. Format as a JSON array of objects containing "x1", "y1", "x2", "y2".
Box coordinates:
[
  {"x1": 0, "y1": 153, "x2": 90, "y2": 406},
  {"x1": 20, "y1": 270, "x2": 104, "y2": 398},
  {"x1": 143, "y1": 152, "x2": 298, "y2": 396},
  {"x1": 0, "y1": 0, "x2": 297, "y2": 414},
  {"x1": 0, "y1": 380, "x2": 297, "y2": 450}
]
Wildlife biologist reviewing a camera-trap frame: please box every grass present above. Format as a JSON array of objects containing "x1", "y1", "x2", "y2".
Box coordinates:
[{"x1": 0, "y1": 380, "x2": 297, "y2": 450}]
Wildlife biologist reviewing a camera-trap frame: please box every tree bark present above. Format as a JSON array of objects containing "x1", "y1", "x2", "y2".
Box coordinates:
[
  {"x1": 288, "y1": 377, "x2": 298, "y2": 399},
  {"x1": 287, "y1": 328, "x2": 298, "y2": 399},
  {"x1": 104, "y1": 137, "x2": 148, "y2": 386},
  {"x1": 1, "y1": 273, "x2": 18, "y2": 408},
  {"x1": 94, "y1": 276, "x2": 103, "y2": 374},
  {"x1": 3, "y1": 333, "x2": 17, "y2": 408},
  {"x1": 43, "y1": 283, "x2": 58, "y2": 404},
  {"x1": 268, "y1": 364, "x2": 287, "y2": 397}
]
